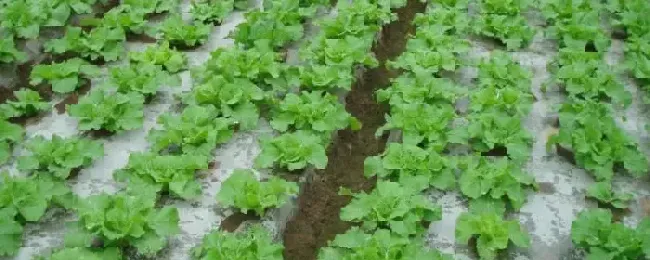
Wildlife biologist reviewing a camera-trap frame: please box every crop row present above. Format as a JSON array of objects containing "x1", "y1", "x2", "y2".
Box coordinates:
[
  {"x1": 0, "y1": 0, "x2": 339, "y2": 259},
  {"x1": 541, "y1": 0, "x2": 650, "y2": 258}
]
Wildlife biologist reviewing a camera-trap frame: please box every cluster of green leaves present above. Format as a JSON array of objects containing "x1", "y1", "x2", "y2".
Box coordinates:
[
  {"x1": 0, "y1": 35, "x2": 26, "y2": 63},
  {"x1": 541, "y1": 0, "x2": 610, "y2": 52},
  {"x1": 339, "y1": 180, "x2": 442, "y2": 236},
  {"x1": 231, "y1": 0, "x2": 322, "y2": 50},
  {"x1": 461, "y1": 111, "x2": 533, "y2": 162},
  {"x1": 364, "y1": 143, "x2": 456, "y2": 191},
  {"x1": 608, "y1": 0, "x2": 650, "y2": 37},
  {"x1": 318, "y1": 227, "x2": 452, "y2": 260},
  {"x1": 473, "y1": 0, "x2": 535, "y2": 50},
  {"x1": 456, "y1": 199, "x2": 530, "y2": 260},
  {"x1": 68, "y1": 190, "x2": 180, "y2": 256},
  {"x1": 148, "y1": 105, "x2": 234, "y2": 156},
  {"x1": 297, "y1": 0, "x2": 395, "y2": 91},
  {"x1": 378, "y1": 72, "x2": 464, "y2": 106},
  {"x1": 129, "y1": 41, "x2": 188, "y2": 73},
  {"x1": 17, "y1": 135, "x2": 103, "y2": 180},
  {"x1": 92, "y1": 7, "x2": 151, "y2": 36},
  {"x1": 0, "y1": 120, "x2": 23, "y2": 164},
  {"x1": 270, "y1": 91, "x2": 355, "y2": 134},
  {"x1": 0, "y1": 89, "x2": 49, "y2": 119},
  {"x1": 187, "y1": 45, "x2": 287, "y2": 129},
  {"x1": 0, "y1": 0, "x2": 96, "y2": 39},
  {"x1": 30, "y1": 58, "x2": 100, "y2": 93},
  {"x1": 68, "y1": 89, "x2": 145, "y2": 133},
  {"x1": 413, "y1": 5, "x2": 470, "y2": 35},
  {"x1": 458, "y1": 156, "x2": 537, "y2": 210},
  {"x1": 107, "y1": 63, "x2": 180, "y2": 96},
  {"x1": 114, "y1": 153, "x2": 208, "y2": 200},
  {"x1": 157, "y1": 14, "x2": 211, "y2": 48},
  {"x1": 255, "y1": 130, "x2": 328, "y2": 171},
  {"x1": 571, "y1": 208, "x2": 650, "y2": 259},
  {"x1": 389, "y1": 25, "x2": 469, "y2": 74},
  {"x1": 45, "y1": 26, "x2": 126, "y2": 61},
  {"x1": 585, "y1": 182, "x2": 633, "y2": 209},
  {"x1": 192, "y1": 224, "x2": 283, "y2": 260},
  {"x1": 0, "y1": 173, "x2": 72, "y2": 256},
  {"x1": 549, "y1": 49, "x2": 631, "y2": 106},
  {"x1": 190, "y1": 0, "x2": 234, "y2": 24},
  {"x1": 216, "y1": 169, "x2": 298, "y2": 215},
  {"x1": 120, "y1": 0, "x2": 178, "y2": 14},
  {"x1": 548, "y1": 100, "x2": 648, "y2": 181},
  {"x1": 376, "y1": 103, "x2": 457, "y2": 149}
]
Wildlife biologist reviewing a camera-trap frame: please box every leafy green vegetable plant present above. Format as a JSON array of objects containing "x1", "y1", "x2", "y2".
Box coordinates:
[
  {"x1": 114, "y1": 153, "x2": 209, "y2": 200},
  {"x1": 547, "y1": 100, "x2": 648, "y2": 181},
  {"x1": 550, "y1": 48, "x2": 631, "y2": 106},
  {"x1": 0, "y1": 172, "x2": 73, "y2": 256},
  {"x1": 45, "y1": 26, "x2": 126, "y2": 62},
  {"x1": 120, "y1": 0, "x2": 179, "y2": 14},
  {"x1": 478, "y1": 52, "x2": 532, "y2": 93},
  {"x1": 624, "y1": 36, "x2": 650, "y2": 84},
  {"x1": 216, "y1": 169, "x2": 298, "y2": 215},
  {"x1": 0, "y1": 0, "x2": 47, "y2": 39},
  {"x1": 231, "y1": 0, "x2": 305, "y2": 50},
  {"x1": 192, "y1": 44, "x2": 286, "y2": 84},
  {"x1": 68, "y1": 191, "x2": 180, "y2": 256},
  {"x1": 469, "y1": 86, "x2": 533, "y2": 117},
  {"x1": 413, "y1": 6, "x2": 470, "y2": 35},
  {"x1": 254, "y1": 130, "x2": 328, "y2": 171},
  {"x1": 95, "y1": 8, "x2": 151, "y2": 36},
  {"x1": 157, "y1": 14, "x2": 211, "y2": 48},
  {"x1": 192, "y1": 224, "x2": 283, "y2": 260},
  {"x1": 129, "y1": 41, "x2": 187, "y2": 73},
  {"x1": 474, "y1": 15, "x2": 534, "y2": 50},
  {"x1": 107, "y1": 64, "x2": 180, "y2": 96},
  {"x1": 571, "y1": 208, "x2": 650, "y2": 260},
  {"x1": 148, "y1": 105, "x2": 234, "y2": 156},
  {"x1": 456, "y1": 199, "x2": 530, "y2": 260},
  {"x1": 17, "y1": 135, "x2": 103, "y2": 180},
  {"x1": 377, "y1": 72, "x2": 464, "y2": 106},
  {"x1": 388, "y1": 25, "x2": 469, "y2": 73},
  {"x1": 339, "y1": 180, "x2": 442, "y2": 236},
  {"x1": 0, "y1": 35, "x2": 26, "y2": 63},
  {"x1": 190, "y1": 0, "x2": 234, "y2": 24},
  {"x1": 68, "y1": 90, "x2": 145, "y2": 133},
  {"x1": 318, "y1": 227, "x2": 452, "y2": 260},
  {"x1": 0, "y1": 89, "x2": 49, "y2": 119},
  {"x1": 458, "y1": 156, "x2": 537, "y2": 210},
  {"x1": 376, "y1": 103, "x2": 456, "y2": 149},
  {"x1": 585, "y1": 182, "x2": 633, "y2": 209},
  {"x1": 463, "y1": 111, "x2": 533, "y2": 162},
  {"x1": 545, "y1": 11, "x2": 610, "y2": 52},
  {"x1": 364, "y1": 143, "x2": 456, "y2": 190},
  {"x1": 300, "y1": 35, "x2": 378, "y2": 68},
  {"x1": 30, "y1": 58, "x2": 101, "y2": 94},
  {"x1": 270, "y1": 91, "x2": 355, "y2": 133},
  {"x1": 0, "y1": 120, "x2": 23, "y2": 164}
]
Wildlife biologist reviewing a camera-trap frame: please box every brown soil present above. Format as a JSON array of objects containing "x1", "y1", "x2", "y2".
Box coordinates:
[
  {"x1": 219, "y1": 211, "x2": 261, "y2": 232},
  {"x1": 282, "y1": 1, "x2": 426, "y2": 259}
]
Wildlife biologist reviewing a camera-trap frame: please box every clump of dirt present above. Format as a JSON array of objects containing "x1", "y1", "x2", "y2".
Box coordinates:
[{"x1": 282, "y1": 1, "x2": 426, "y2": 259}]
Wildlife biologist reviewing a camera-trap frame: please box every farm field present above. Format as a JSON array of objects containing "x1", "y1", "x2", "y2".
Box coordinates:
[{"x1": 1, "y1": 0, "x2": 650, "y2": 260}]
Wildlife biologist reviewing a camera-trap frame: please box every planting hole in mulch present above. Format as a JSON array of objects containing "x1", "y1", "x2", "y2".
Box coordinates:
[{"x1": 281, "y1": 1, "x2": 427, "y2": 259}]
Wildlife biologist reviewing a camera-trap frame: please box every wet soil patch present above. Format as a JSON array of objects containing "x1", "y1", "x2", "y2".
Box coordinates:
[
  {"x1": 219, "y1": 211, "x2": 261, "y2": 232},
  {"x1": 282, "y1": 1, "x2": 426, "y2": 259}
]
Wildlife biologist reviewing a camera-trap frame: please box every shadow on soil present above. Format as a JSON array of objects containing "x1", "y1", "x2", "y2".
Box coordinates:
[{"x1": 282, "y1": 1, "x2": 427, "y2": 259}]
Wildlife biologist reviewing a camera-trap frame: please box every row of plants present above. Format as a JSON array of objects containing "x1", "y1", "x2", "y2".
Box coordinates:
[
  {"x1": 357, "y1": 1, "x2": 539, "y2": 258},
  {"x1": 540, "y1": 0, "x2": 650, "y2": 258},
  {"x1": 0, "y1": 0, "x2": 275, "y2": 258},
  {"x1": 608, "y1": 0, "x2": 650, "y2": 102}
]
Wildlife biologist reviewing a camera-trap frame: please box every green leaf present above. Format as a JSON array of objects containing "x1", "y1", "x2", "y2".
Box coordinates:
[
  {"x1": 147, "y1": 207, "x2": 180, "y2": 236},
  {"x1": 129, "y1": 41, "x2": 187, "y2": 73},
  {"x1": 157, "y1": 14, "x2": 211, "y2": 48},
  {"x1": 0, "y1": 208, "x2": 24, "y2": 256},
  {"x1": 17, "y1": 135, "x2": 103, "y2": 180},
  {"x1": 271, "y1": 91, "x2": 353, "y2": 134},
  {"x1": 30, "y1": 58, "x2": 99, "y2": 94},
  {"x1": 0, "y1": 89, "x2": 50, "y2": 119}
]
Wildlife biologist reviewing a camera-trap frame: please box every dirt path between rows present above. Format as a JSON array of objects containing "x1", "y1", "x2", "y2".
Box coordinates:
[{"x1": 282, "y1": 1, "x2": 427, "y2": 259}]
